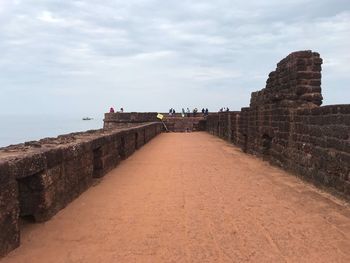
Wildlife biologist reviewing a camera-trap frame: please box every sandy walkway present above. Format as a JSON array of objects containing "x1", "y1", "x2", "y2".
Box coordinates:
[{"x1": 1, "y1": 132, "x2": 350, "y2": 263}]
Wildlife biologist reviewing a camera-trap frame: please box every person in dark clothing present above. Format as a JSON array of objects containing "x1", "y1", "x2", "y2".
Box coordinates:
[
  {"x1": 109, "y1": 107, "x2": 115, "y2": 113},
  {"x1": 205, "y1": 108, "x2": 209, "y2": 116}
]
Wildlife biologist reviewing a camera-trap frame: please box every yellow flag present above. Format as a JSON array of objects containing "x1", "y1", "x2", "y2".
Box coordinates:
[{"x1": 157, "y1": 113, "x2": 164, "y2": 120}]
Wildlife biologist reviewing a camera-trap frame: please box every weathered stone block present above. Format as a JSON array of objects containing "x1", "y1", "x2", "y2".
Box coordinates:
[
  {"x1": 0, "y1": 161, "x2": 20, "y2": 257},
  {"x1": 9, "y1": 153, "x2": 46, "y2": 179},
  {"x1": 0, "y1": 208, "x2": 20, "y2": 258}
]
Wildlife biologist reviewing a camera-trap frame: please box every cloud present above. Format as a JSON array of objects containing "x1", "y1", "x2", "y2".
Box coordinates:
[
  {"x1": 37, "y1": 11, "x2": 62, "y2": 23},
  {"x1": 0, "y1": 0, "x2": 349, "y2": 115}
]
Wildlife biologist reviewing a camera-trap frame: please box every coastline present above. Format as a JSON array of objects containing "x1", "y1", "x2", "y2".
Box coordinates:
[{"x1": 0, "y1": 115, "x2": 103, "y2": 148}]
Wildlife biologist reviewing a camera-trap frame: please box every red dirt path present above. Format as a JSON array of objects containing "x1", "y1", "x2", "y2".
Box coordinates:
[{"x1": 1, "y1": 132, "x2": 350, "y2": 263}]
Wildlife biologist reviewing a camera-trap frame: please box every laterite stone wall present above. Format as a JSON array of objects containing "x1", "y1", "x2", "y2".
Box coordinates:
[
  {"x1": 0, "y1": 122, "x2": 162, "y2": 257},
  {"x1": 206, "y1": 50, "x2": 349, "y2": 199},
  {"x1": 104, "y1": 112, "x2": 206, "y2": 132}
]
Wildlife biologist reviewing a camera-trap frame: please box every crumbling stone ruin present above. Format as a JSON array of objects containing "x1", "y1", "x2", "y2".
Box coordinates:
[
  {"x1": 0, "y1": 50, "x2": 349, "y2": 258},
  {"x1": 206, "y1": 51, "x2": 349, "y2": 199}
]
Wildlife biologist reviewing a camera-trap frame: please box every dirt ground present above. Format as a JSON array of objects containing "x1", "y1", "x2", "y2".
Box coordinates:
[{"x1": 1, "y1": 132, "x2": 349, "y2": 263}]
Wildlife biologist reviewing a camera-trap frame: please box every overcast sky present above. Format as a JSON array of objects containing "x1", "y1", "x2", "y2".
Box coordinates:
[{"x1": 0, "y1": 0, "x2": 349, "y2": 116}]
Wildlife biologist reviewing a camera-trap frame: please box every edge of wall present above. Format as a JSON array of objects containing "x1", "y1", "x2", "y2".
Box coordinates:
[
  {"x1": 206, "y1": 50, "x2": 349, "y2": 201},
  {"x1": 0, "y1": 122, "x2": 162, "y2": 257}
]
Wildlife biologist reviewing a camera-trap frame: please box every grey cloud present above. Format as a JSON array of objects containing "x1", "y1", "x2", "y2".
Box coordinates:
[{"x1": 0, "y1": 0, "x2": 349, "y2": 115}]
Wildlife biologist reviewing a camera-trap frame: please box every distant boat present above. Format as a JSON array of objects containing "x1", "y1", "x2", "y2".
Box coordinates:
[{"x1": 82, "y1": 117, "x2": 93, "y2": 121}]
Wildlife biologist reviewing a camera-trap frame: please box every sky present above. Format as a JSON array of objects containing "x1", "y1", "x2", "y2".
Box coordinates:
[{"x1": 0, "y1": 0, "x2": 349, "y2": 116}]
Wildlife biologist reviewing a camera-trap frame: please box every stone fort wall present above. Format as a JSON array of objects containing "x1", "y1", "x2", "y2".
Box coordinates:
[
  {"x1": 206, "y1": 51, "x2": 349, "y2": 199},
  {"x1": 0, "y1": 122, "x2": 162, "y2": 257},
  {"x1": 1, "y1": 50, "x2": 349, "y2": 258},
  {"x1": 104, "y1": 112, "x2": 206, "y2": 132}
]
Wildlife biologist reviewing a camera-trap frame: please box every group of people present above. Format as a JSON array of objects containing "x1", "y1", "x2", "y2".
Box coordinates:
[
  {"x1": 219, "y1": 107, "x2": 230, "y2": 112},
  {"x1": 168, "y1": 107, "x2": 209, "y2": 117},
  {"x1": 182, "y1": 108, "x2": 190, "y2": 117},
  {"x1": 109, "y1": 106, "x2": 228, "y2": 115},
  {"x1": 201, "y1": 108, "x2": 209, "y2": 116},
  {"x1": 168, "y1": 108, "x2": 176, "y2": 115},
  {"x1": 109, "y1": 107, "x2": 124, "y2": 113}
]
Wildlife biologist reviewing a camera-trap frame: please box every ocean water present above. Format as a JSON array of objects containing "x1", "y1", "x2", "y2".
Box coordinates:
[{"x1": 0, "y1": 115, "x2": 103, "y2": 148}]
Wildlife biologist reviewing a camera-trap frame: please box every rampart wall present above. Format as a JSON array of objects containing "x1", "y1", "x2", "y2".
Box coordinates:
[
  {"x1": 0, "y1": 122, "x2": 162, "y2": 257},
  {"x1": 207, "y1": 51, "x2": 349, "y2": 199},
  {"x1": 163, "y1": 117, "x2": 206, "y2": 132},
  {"x1": 104, "y1": 112, "x2": 206, "y2": 132},
  {"x1": 1, "y1": 50, "x2": 349, "y2": 258},
  {"x1": 104, "y1": 112, "x2": 159, "y2": 128}
]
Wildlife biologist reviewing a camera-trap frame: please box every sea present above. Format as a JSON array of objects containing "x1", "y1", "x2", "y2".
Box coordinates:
[{"x1": 0, "y1": 115, "x2": 103, "y2": 148}]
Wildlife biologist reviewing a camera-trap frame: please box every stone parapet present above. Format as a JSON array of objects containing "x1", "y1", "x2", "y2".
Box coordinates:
[{"x1": 0, "y1": 122, "x2": 162, "y2": 257}]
